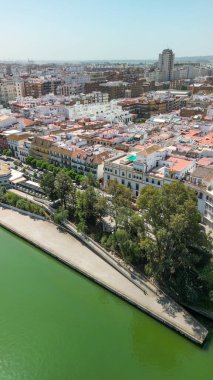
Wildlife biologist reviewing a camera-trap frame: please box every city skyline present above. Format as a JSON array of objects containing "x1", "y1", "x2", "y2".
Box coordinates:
[{"x1": 1, "y1": 0, "x2": 213, "y2": 61}]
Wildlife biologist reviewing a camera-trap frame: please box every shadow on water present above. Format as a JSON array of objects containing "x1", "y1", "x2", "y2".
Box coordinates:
[{"x1": 188, "y1": 310, "x2": 213, "y2": 351}]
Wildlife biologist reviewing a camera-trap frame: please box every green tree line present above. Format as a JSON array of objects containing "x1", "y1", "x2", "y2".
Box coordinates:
[
  {"x1": 26, "y1": 156, "x2": 85, "y2": 184},
  {"x1": 39, "y1": 172, "x2": 213, "y2": 308},
  {"x1": 0, "y1": 188, "x2": 47, "y2": 218}
]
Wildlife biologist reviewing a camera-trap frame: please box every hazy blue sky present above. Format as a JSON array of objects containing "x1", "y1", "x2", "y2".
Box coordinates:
[{"x1": 1, "y1": 0, "x2": 212, "y2": 60}]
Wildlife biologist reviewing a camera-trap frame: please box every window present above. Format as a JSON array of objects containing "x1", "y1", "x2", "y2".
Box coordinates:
[
  {"x1": 146, "y1": 178, "x2": 149, "y2": 182},
  {"x1": 128, "y1": 173, "x2": 131, "y2": 178},
  {"x1": 107, "y1": 175, "x2": 110, "y2": 180},
  {"x1": 136, "y1": 184, "x2": 139, "y2": 190},
  {"x1": 115, "y1": 170, "x2": 117, "y2": 175},
  {"x1": 152, "y1": 179, "x2": 154, "y2": 184},
  {"x1": 198, "y1": 192, "x2": 203, "y2": 200},
  {"x1": 122, "y1": 172, "x2": 125, "y2": 176},
  {"x1": 121, "y1": 179, "x2": 125, "y2": 185},
  {"x1": 136, "y1": 191, "x2": 139, "y2": 197},
  {"x1": 128, "y1": 182, "x2": 131, "y2": 188},
  {"x1": 158, "y1": 181, "x2": 161, "y2": 186}
]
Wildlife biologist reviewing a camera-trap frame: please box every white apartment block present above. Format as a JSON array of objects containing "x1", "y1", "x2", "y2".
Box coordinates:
[
  {"x1": 67, "y1": 102, "x2": 132, "y2": 124},
  {"x1": 104, "y1": 146, "x2": 196, "y2": 197}
]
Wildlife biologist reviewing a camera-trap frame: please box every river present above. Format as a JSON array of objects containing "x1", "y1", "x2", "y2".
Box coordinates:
[{"x1": 0, "y1": 227, "x2": 212, "y2": 380}]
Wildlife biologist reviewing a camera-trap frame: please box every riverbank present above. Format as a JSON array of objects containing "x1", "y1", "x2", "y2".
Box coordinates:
[{"x1": 0, "y1": 206, "x2": 208, "y2": 344}]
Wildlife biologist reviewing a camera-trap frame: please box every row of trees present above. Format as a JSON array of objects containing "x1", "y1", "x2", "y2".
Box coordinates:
[
  {"x1": 40, "y1": 168, "x2": 213, "y2": 307},
  {"x1": 102, "y1": 181, "x2": 213, "y2": 306},
  {"x1": 41, "y1": 171, "x2": 107, "y2": 233},
  {"x1": 26, "y1": 156, "x2": 85, "y2": 185},
  {"x1": 0, "y1": 188, "x2": 47, "y2": 217}
]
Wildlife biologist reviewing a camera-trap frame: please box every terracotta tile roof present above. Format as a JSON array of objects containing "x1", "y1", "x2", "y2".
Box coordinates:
[
  {"x1": 197, "y1": 157, "x2": 213, "y2": 167},
  {"x1": 19, "y1": 118, "x2": 34, "y2": 127},
  {"x1": 167, "y1": 157, "x2": 194, "y2": 172}
]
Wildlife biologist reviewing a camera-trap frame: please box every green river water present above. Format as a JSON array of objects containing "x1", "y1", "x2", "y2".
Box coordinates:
[{"x1": 0, "y1": 227, "x2": 213, "y2": 380}]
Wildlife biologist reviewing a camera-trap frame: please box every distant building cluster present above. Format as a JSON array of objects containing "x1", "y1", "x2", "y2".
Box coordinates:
[
  {"x1": 1, "y1": 54, "x2": 213, "y2": 228},
  {"x1": 148, "y1": 49, "x2": 213, "y2": 83}
]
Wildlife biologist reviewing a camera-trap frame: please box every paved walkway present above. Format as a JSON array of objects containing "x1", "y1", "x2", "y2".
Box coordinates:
[{"x1": 0, "y1": 206, "x2": 208, "y2": 344}]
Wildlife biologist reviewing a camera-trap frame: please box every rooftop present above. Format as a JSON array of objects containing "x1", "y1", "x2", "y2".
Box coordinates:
[{"x1": 0, "y1": 163, "x2": 10, "y2": 176}]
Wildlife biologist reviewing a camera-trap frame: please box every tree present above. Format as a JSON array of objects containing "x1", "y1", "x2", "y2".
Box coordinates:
[
  {"x1": 0, "y1": 186, "x2": 6, "y2": 197},
  {"x1": 54, "y1": 171, "x2": 74, "y2": 209},
  {"x1": 137, "y1": 182, "x2": 213, "y2": 305},
  {"x1": 66, "y1": 181, "x2": 77, "y2": 218},
  {"x1": 106, "y1": 180, "x2": 132, "y2": 228},
  {"x1": 75, "y1": 187, "x2": 97, "y2": 228},
  {"x1": 54, "y1": 208, "x2": 69, "y2": 224},
  {"x1": 112, "y1": 229, "x2": 141, "y2": 263},
  {"x1": 40, "y1": 172, "x2": 57, "y2": 201},
  {"x1": 75, "y1": 187, "x2": 107, "y2": 232},
  {"x1": 3, "y1": 148, "x2": 12, "y2": 157},
  {"x1": 81, "y1": 172, "x2": 99, "y2": 189}
]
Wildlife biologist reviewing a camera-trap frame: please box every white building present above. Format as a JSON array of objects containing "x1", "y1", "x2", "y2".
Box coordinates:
[
  {"x1": 104, "y1": 146, "x2": 195, "y2": 197},
  {"x1": 67, "y1": 102, "x2": 132, "y2": 124},
  {"x1": 7, "y1": 133, "x2": 32, "y2": 160},
  {"x1": 0, "y1": 114, "x2": 17, "y2": 130}
]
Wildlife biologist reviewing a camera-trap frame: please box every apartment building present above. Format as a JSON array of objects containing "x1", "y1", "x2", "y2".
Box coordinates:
[
  {"x1": 104, "y1": 146, "x2": 195, "y2": 197},
  {"x1": 24, "y1": 79, "x2": 62, "y2": 98},
  {"x1": 189, "y1": 165, "x2": 213, "y2": 228},
  {"x1": 7, "y1": 133, "x2": 32, "y2": 160},
  {"x1": 118, "y1": 98, "x2": 168, "y2": 119},
  {"x1": 49, "y1": 146, "x2": 110, "y2": 178},
  {"x1": 30, "y1": 135, "x2": 55, "y2": 160},
  {"x1": 0, "y1": 79, "x2": 19, "y2": 104}
]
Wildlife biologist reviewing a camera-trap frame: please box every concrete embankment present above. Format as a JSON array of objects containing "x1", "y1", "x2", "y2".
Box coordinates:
[{"x1": 0, "y1": 206, "x2": 208, "y2": 345}]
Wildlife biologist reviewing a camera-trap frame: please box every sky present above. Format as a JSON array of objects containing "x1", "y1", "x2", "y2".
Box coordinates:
[{"x1": 1, "y1": 0, "x2": 213, "y2": 61}]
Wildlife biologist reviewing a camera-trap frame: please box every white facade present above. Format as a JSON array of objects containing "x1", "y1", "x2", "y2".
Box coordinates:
[
  {"x1": 67, "y1": 102, "x2": 132, "y2": 124},
  {"x1": 17, "y1": 140, "x2": 31, "y2": 162},
  {"x1": 104, "y1": 149, "x2": 195, "y2": 198},
  {"x1": 0, "y1": 114, "x2": 17, "y2": 130}
]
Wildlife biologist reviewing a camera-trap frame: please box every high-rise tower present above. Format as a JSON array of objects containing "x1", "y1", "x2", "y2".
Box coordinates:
[{"x1": 158, "y1": 49, "x2": 175, "y2": 81}]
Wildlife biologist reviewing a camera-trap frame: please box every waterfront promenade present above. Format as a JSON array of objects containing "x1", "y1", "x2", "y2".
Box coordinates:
[{"x1": 0, "y1": 206, "x2": 208, "y2": 344}]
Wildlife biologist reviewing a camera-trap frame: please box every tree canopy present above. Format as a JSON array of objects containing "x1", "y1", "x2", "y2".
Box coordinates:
[
  {"x1": 106, "y1": 180, "x2": 132, "y2": 228},
  {"x1": 137, "y1": 182, "x2": 213, "y2": 305},
  {"x1": 54, "y1": 171, "x2": 75, "y2": 209},
  {"x1": 40, "y1": 172, "x2": 57, "y2": 201}
]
